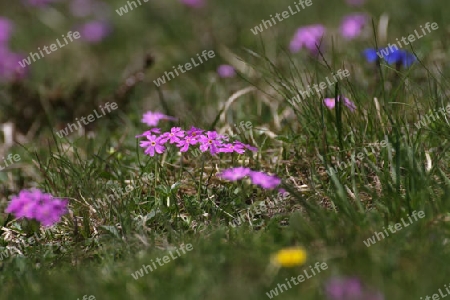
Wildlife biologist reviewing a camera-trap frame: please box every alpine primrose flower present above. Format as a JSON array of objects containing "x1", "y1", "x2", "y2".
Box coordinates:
[
  {"x1": 217, "y1": 64, "x2": 236, "y2": 78},
  {"x1": 249, "y1": 171, "x2": 282, "y2": 189},
  {"x1": 137, "y1": 126, "x2": 257, "y2": 157},
  {"x1": 218, "y1": 167, "x2": 251, "y2": 181},
  {"x1": 5, "y1": 189, "x2": 68, "y2": 227},
  {"x1": 289, "y1": 24, "x2": 326, "y2": 53},
  {"x1": 323, "y1": 96, "x2": 356, "y2": 112},
  {"x1": 76, "y1": 20, "x2": 111, "y2": 43},
  {"x1": 271, "y1": 247, "x2": 307, "y2": 267},
  {"x1": 324, "y1": 276, "x2": 384, "y2": 300},
  {"x1": 217, "y1": 167, "x2": 281, "y2": 190},
  {"x1": 159, "y1": 127, "x2": 185, "y2": 144},
  {"x1": 340, "y1": 14, "x2": 367, "y2": 40},
  {"x1": 139, "y1": 134, "x2": 166, "y2": 156},
  {"x1": 0, "y1": 48, "x2": 28, "y2": 81},
  {"x1": 141, "y1": 111, "x2": 177, "y2": 127}
]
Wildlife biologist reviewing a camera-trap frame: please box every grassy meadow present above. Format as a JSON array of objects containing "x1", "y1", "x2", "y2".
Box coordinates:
[{"x1": 1, "y1": 0, "x2": 450, "y2": 299}]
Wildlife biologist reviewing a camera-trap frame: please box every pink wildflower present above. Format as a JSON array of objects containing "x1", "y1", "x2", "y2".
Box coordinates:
[
  {"x1": 141, "y1": 111, "x2": 177, "y2": 127},
  {"x1": 139, "y1": 134, "x2": 166, "y2": 156}
]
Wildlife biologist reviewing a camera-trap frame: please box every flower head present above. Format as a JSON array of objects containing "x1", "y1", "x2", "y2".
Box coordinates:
[
  {"x1": 217, "y1": 167, "x2": 251, "y2": 181},
  {"x1": 139, "y1": 134, "x2": 166, "y2": 156},
  {"x1": 325, "y1": 276, "x2": 384, "y2": 300},
  {"x1": 218, "y1": 142, "x2": 245, "y2": 154},
  {"x1": 135, "y1": 128, "x2": 161, "y2": 138},
  {"x1": 159, "y1": 127, "x2": 185, "y2": 144},
  {"x1": 363, "y1": 48, "x2": 416, "y2": 67},
  {"x1": 249, "y1": 171, "x2": 281, "y2": 190},
  {"x1": 142, "y1": 111, "x2": 177, "y2": 127},
  {"x1": 198, "y1": 131, "x2": 222, "y2": 154},
  {"x1": 271, "y1": 247, "x2": 307, "y2": 267},
  {"x1": 217, "y1": 65, "x2": 236, "y2": 78},
  {"x1": 340, "y1": 14, "x2": 367, "y2": 40},
  {"x1": 290, "y1": 24, "x2": 325, "y2": 53},
  {"x1": 5, "y1": 189, "x2": 68, "y2": 227},
  {"x1": 0, "y1": 49, "x2": 28, "y2": 81},
  {"x1": 76, "y1": 20, "x2": 111, "y2": 43},
  {"x1": 324, "y1": 96, "x2": 356, "y2": 112},
  {"x1": 176, "y1": 135, "x2": 198, "y2": 152},
  {"x1": 186, "y1": 126, "x2": 204, "y2": 137}
]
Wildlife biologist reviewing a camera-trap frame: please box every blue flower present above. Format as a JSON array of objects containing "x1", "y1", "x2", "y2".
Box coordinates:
[{"x1": 363, "y1": 47, "x2": 416, "y2": 67}]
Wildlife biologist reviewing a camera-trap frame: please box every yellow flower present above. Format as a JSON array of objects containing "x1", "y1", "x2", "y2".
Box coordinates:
[{"x1": 271, "y1": 247, "x2": 307, "y2": 267}]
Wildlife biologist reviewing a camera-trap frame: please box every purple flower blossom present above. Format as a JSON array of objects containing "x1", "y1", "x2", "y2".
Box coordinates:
[
  {"x1": 217, "y1": 65, "x2": 236, "y2": 78},
  {"x1": 139, "y1": 134, "x2": 166, "y2": 156},
  {"x1": 218, "y1": 142, "x2": 245, "y2": 154},
  {"x1": 135, "y1": 128, "x2": 161, "y2": 138},
  {"x1": 249, "y1": 171, "x2": 281, "y2": 190},
  {"x1": 176, "y1": 136, "x2": 198, "y2": 152},
  {"x1": 142, "y1": 111, "x2": 177, "y2": 127},
  {"x1": 289, "y1": 24, "x2": 325, "y2": 53},
  {"x1": 76, "y1": 20, "x2": 111, "y2": 43},
  {"x1": 198, "y1": 131, "x2": 222, "y2": 154},
  {"x1": 325, "y1": 276, "x2": 384, "y2": 300},
  {"x1": 340, "y1": 14, "x2": 367, "y2": 40},
  {"x1": 186, "y1": 126, "x2": 204, "y2": 138},
  {"x1": 218, "y1": 167, "x2": 251, "y2": 181},
  {"x1": 159, "y1": 127, "x2": 185, "y2": 144},
  {"x1": 180, "y1": 0, "x2": 204, "y2": 8},
  {"x1": 5, "y1": 189, "x2": 68, "y2": 227},
  {"x1": 0, "y1": 48, "x2": 28, "y2": 82},
  {"x1": 137, "y1": 126, "x2": 256, "y2": 157},
  {"x1": 0, "y1": 17, "x2": 13, "y2": 44},
  {"x1": 324, "y1": 96, "x2": 356, "y2": 112}
]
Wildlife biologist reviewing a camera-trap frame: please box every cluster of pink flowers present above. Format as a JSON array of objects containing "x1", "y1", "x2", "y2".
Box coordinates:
[
  {"x1": 137, "y1": 126, "x2": 257, "y2": 157},
  {"x1": 289, "y1": 14, "x2": 368, "y2": 53},
  {"x1": 5, "y1": 189, "x2": 68, "y2": 227},
  {"x1": 217, "y1": 167, "x2": 281, "y2": 190},
  {"x1": 324, "y1": 96, "x2": 356, "y2": 112}
]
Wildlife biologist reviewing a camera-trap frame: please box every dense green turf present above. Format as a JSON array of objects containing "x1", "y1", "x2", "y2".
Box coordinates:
[{"x1": 1, "y1": 0, "x2": 450, "y2": 299}]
